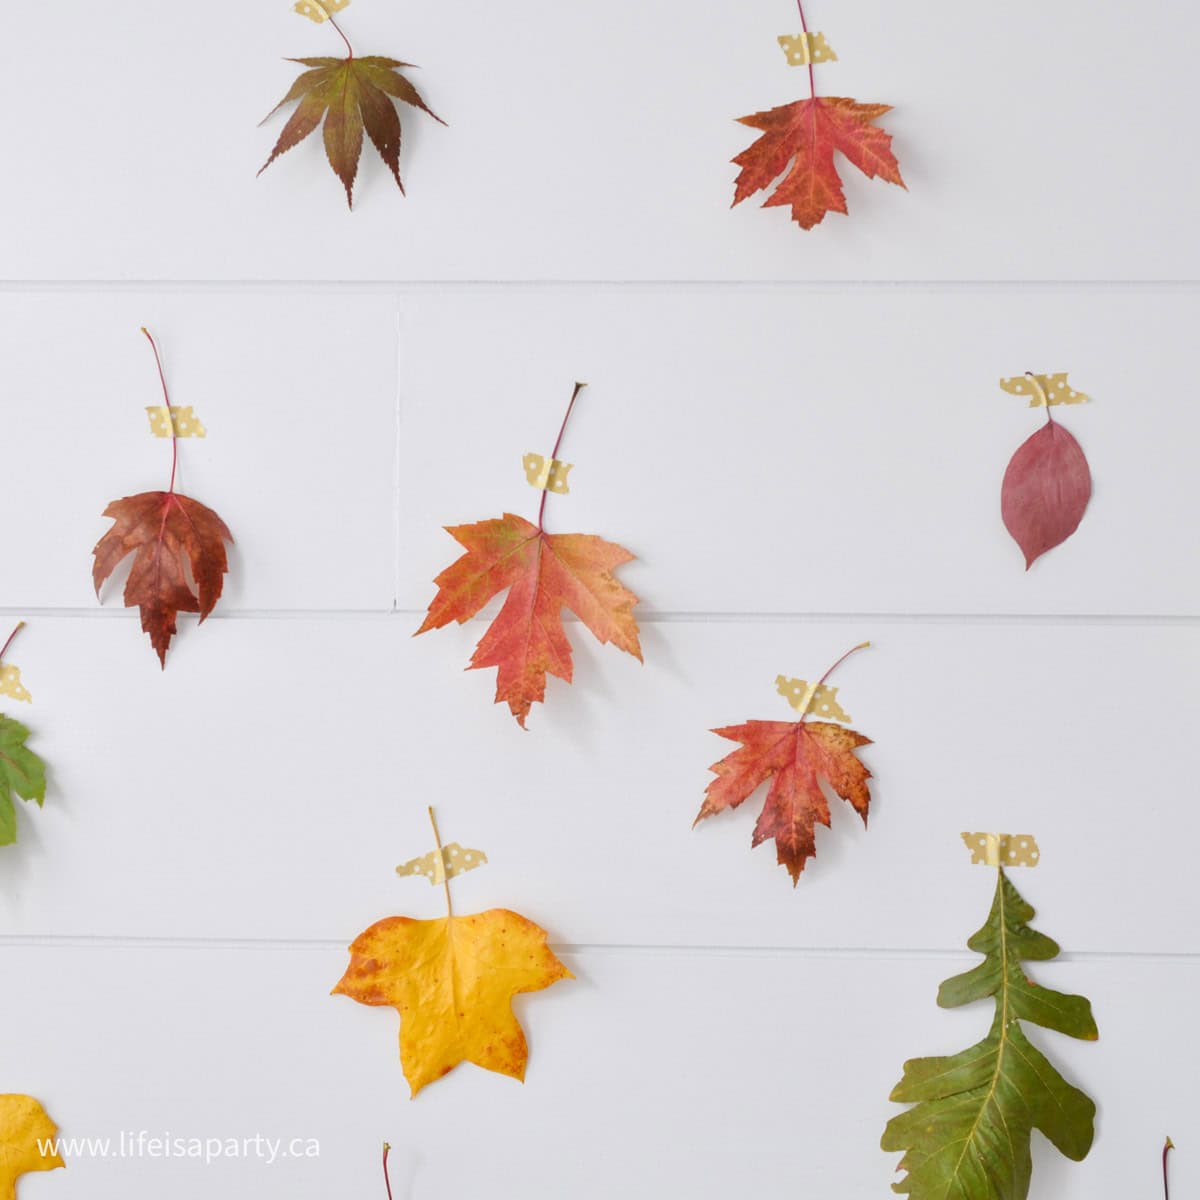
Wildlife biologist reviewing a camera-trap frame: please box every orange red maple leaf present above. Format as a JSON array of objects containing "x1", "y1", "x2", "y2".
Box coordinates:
[
  {"x1": 732, "y1": 96, "x2": 905, "y2": 229},
  {"x1": 417, "y1": 513, "x2": 641, "y2": 727},
  {"x1": 697, "y1": 718, "x2": 873, "y2": 884}
]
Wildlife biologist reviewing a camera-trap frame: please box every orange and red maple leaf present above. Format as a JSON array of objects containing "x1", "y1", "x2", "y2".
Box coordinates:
[
  {"x1": 417, "y1": 513, "x2": 641, "y2": 727},
  {"x1": 732, "y1": 96, "x2": 904, "y2": 230},
  {"x1": 93, "y1": 491, "x2": 232, "y2": 667},
  {"x1": 696, "y1": 718, "x2": 873, "y2": 884}
]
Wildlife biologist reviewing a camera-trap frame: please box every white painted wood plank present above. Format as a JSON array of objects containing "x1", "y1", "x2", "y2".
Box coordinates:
[
  {"x1": 0, "y1": 293, "x2": 398, "y2": 611},
  {"x1": 2, "y1": 1, "x2": 1194, "y2": 280},
  {"x1": 0, "y1": 617, "x2": 1192, "y2": 954},
  {"x1": 2, "y1": 944, "x2": 1192, "y2": 1198},
  {"x1": 397, "y1": 286, "x2": 1200, "y2": 616}
]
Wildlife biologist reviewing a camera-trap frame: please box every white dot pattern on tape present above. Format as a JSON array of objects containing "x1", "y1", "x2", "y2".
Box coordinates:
[
  {"x1": 0, "y1": 664, "x2": 31, "y2": 704},
  {"x1": 998, "y1": 373, "x2": 1089, "y2": 408},
  {"x1": 396, "y1": 843, "x2": 490, "y2": 886},
  {"x1": 523, "y1": 452, "x2": 573, "y2": 494},
  {"x1": 961, "y1": 832, "x2": 1041, "y2": 867},
  {"x1": 777, "y1": 32, "x2": 838, "y2": 65},
  {"x1": 146, "y1": 406, "x2": 207, "y2": 439},
  {"x1": 774, "y1": 675, "x2": 852, "y2": 723}
]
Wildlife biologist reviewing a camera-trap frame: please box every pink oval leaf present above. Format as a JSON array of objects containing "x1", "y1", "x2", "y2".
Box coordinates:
[{"x1": 1001, "y1": 421, "x2": 1092, "y2": 569}]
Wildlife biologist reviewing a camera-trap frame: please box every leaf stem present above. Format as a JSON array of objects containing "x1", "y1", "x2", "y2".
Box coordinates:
[
  {"x1": 1163, "y1": 1137, "x2": 1174, "y2": 1200},
  {"x1": 1025, "y1": 371, "x2": 1055, "y2": 426},
  {"x1": 328, "y1": 13, "x2": 353, "y2": 58},
  {"x1": 141, "y1": 328, "x2": 178, "y2": 495},
  {"x1": 427, "y1": 805, "x2": 453, "y2": 919},
  {"x1": 801, "y1": 640, "x2": 871, "y2": 723},
  {"x1": 537, "y1": 381, "x2": 587, "y2": 533},
  {"x1": 0, "y1": 621, "x2": 25, "y2": 665},
  {"x1": 794, "y1": 0, "x2": 817, "y2": 101},
  {"x1": 382, "y1": 1142, "x2": 393, "y2": 1200}
]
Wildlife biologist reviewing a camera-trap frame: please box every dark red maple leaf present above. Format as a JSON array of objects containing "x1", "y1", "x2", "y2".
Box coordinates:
[
  {"x1": 93, "y1": 491, "x2": 232, "y2": 667},
  {"x1": 92, "y1": 330, "x2": 233, "y2": 667},
  {"x1": 732, "y1": 96, "x2": 904, "y2": 229}
]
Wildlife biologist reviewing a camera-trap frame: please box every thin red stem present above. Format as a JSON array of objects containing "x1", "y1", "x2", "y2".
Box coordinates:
[
  {"x1": 328, "y1": 13, "x2": 353, "y2": 57},
  {"x1": 142, "y1": 328, "x2": 178, "y2": 494},
  {"x1": 795, "y1": 0, "x2": 816, "y2": 100},
  {"x1": 800, "y1": 640, "x2": 870, "y2": 723},
  {"x1": 537, "y1": 382, "x2": 587, "y2": 533},
  {"x1": 1163, "y1": 1137, "x2": 1173, "y2": 1200},
  {"x1": 382, "y1": 1142, "x2": 394, "y2": 1200},
  {"x1": 0, "y1": 621, "x2": 25, "y2": 664}
]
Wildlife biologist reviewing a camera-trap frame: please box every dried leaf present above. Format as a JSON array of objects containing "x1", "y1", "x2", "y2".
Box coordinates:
[
  {"x1": 0, "y1": 716, "x2": 46, "y2": 848},
  {"x1": 259, "y1": 55, "x2": 444, "y2": 207},
  {"x1": 333, "y1": 908, "x2": 572, "y2": 1096},
  {"x1": 696, "y1": 717, "x2": 872, "y2": 884},
  {"x1": 417, "y1": 513, "x2": 642, "y2": 727},
  {"x1": 0, "y1": 1094, "x2": 64, "y2": 1195},
  {"x1": 92, "y1": 491, "x2": 233, "y2": 667},
  {"x1": 1001, "y1": 420, "x2": 1092, "y2": 568},
  {"x1": 882, "y1": 869, "x2": 1098, "y2": 1199},
  {"x1": 732, "y1": 96, "x2": 905, "y2": 229}
]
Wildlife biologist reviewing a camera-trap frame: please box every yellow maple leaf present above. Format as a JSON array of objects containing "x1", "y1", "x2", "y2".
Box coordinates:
[
  {"x1": 334, "y1": 807, "x2": 571, "y2": 1097},
  {"x1": 0, "y1": 1095, "x2": 64, "y2": 1198},
  {"x1": 333, "y1": 909, "x2": 572, "y2": 1097}
]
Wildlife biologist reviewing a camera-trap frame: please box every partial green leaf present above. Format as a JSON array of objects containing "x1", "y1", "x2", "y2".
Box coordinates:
[
  {"x1": 0, "y1": 714, "x2": 46, "y2": 848},
  {"x1": 881, "y1": 869, "x2": 1098, "y2": 1199}
]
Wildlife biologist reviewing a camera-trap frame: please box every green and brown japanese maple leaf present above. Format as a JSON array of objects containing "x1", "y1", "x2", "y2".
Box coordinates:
[
  {"x1": 416, "y1": 384, "x2": 642, "y2": 728},
  {"x1": 93, "y1": 330, "x2": 232, "y2": 668},
  {"x1": 695, "y1": 643, "x2": 873, "y2": 883},
  {"x1": 732, "y1": 3, "x2": 904, "y2": 229},
  {"x1": 882, "y1": 867, "x2": 1098, "y2": 1199},
  {"x1": 259, "y1": 11, "x2": 444, "y2": 208}
]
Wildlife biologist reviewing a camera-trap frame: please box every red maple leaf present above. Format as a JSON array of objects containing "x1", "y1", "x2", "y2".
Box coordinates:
[
  {"x1": 93, "y1": 491, "x2": 232, "y2": 667},
  {"x1": 416, "y1": 384, "x2": 641, "y2": 727},
  {"x1": 416, "y1": 513, "x2": 641, "y2": 727},
  {"x1": 92, "y1": 330, "x2": 233, "y2": 667},
  {"x1": 694, "y1": 645, "x2": 874, "y2": 884},
  {"x1": 732, "y1": 96, "x2": 905, "y2": 230}
]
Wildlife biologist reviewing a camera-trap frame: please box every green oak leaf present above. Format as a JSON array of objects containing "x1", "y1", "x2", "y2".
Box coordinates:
[
  {"x1": 0, "y1": 714, "x2": 46, "y2": 846},
  {"x1": 258, "y1": 55, "x2": 445, "y2": 209},
  {"x1": 881, "y1": 868, "x2": 1098, "y2": 1199}
]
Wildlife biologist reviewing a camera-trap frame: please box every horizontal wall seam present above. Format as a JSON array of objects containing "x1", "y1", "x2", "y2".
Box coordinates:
[
  {"x1": 2, "y1": 606, "x2": 1197, "y2": 626},
  {"x1": 1, "y1": 280, "x2": 1200, "y2": 294},
  {"x1": 0, "y1": 934, "x2": 1193, "y2": 964}
]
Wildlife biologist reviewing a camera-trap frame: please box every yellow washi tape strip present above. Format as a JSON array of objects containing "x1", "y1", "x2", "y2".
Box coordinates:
[
  {"x1": 396, "y1": 843, "x2": 488, "y2": 886},
  {"x1": 523, "y1": 453, "x2": 573, "y2": 494},
  {"x1": 999, "y1": 374, "x2": 1089, "y2": 408},
  {"x1": 961, "y1": 832, "x2": 1040, "y2": 868},
  {"x1": 294, "y1": 0, "x2": 349, "y2": 23},
  {"x1": 146, "y1": 406, "x2": 207, "y2": 438},
  {"x1": 775, "y1": 676, "x2": 851, "y2": 722},
  {"x1": 0, "y1": 664, "x2": 31, "y2": 704},
  {"x1": 777, "y1": 32, "x2": 837, "y2": 66}
]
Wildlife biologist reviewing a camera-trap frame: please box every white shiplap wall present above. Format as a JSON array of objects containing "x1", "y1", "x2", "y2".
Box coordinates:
[{"x1": 0, "y1": 1, "x2": 1196, "y2": 1197}]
